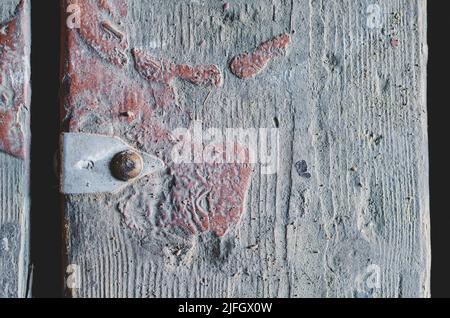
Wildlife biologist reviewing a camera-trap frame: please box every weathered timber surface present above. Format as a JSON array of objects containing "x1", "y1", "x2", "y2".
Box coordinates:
[
  {"x1": 0, "y1": 0, "x2": 31, "y2": 298},
  {"x1": 61, "y1": 0, "x2": 429, "y2": 298}
]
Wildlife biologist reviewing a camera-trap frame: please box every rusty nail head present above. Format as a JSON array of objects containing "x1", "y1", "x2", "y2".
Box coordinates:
[{"x1": 110, "y1": 150, "x2": 144, "y2": 181}]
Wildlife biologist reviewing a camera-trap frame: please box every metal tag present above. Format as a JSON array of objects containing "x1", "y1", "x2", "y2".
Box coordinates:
[{"x1": 60, "y1": 133, "x2": 165, "y2": 194}]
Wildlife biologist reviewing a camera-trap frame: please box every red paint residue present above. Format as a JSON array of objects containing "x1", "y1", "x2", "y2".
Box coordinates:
[
  {"x1": 158, "y1": 145, "x2": 253, "y2": 237},
  {"x1": 230, "y1": 33, "x2": 292, "y2": 79},
  {"x1": 132, "y1": 48, "x2": 223, "y2": 87},
  {"x1": 0, "y1": 111, "x2": 23, "y2": 159},
  {"x1": 390, "y1": 37, "x2": 400, "y2": 48},
  {"x1": 98, "y1": 0, "x2": 127, "y2": 18},
  {"x1": 63, "y1": 0, "x2": 252, "y2": 238},
  {"x1": 67, "y1": 0, "x2": 129, "y2": 66},
  {"x1": 0, "y1": 0, "x2": 29, "y2": 159},
  {"x1": 132, "y1": 48, "x2": 223, "y2": 109}
]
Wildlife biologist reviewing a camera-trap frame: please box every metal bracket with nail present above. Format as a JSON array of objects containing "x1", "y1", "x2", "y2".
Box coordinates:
[{"x1": 60, "y1": 133, "x2": 165, "y2": 194}]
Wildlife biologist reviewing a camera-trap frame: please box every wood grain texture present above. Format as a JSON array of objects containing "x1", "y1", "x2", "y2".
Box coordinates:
[
  {"x1": 0, "y1": 0, "x2": 31, "y2": 298},
  {"x1": 61, "y1": 0, "x2": 429, "y2": 298}
]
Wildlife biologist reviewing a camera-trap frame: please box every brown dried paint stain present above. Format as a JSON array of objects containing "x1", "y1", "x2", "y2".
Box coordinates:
[
  {"x1": 63, "y1": 1, "x2": 251, "y2": 238},
  {"x1": 0, "y1": 0, "x2": 30, "y2": 159},
  {"x1": 230, "y1": 33, "x2": 292, "y2": 79}
]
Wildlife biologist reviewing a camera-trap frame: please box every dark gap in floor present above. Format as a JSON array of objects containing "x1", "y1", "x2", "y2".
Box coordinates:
[
  {"x1": 428, "y1": 0, "x2": 449, "y2": 298},
  {"x1": 30, "y1": 0, "x2": 62, "y2": 298}
]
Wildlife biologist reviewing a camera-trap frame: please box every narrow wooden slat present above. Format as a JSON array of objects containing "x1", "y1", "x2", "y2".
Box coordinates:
[{"x1": 0, "y1": 0, "x2": 31, "y2": 298}]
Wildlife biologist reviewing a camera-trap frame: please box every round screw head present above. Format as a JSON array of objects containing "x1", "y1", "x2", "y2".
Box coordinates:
[{"x1": 110, "y1": 150, "x2": 143, "y2": 181}]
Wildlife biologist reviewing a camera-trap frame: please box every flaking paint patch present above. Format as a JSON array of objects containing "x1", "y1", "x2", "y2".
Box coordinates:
[
  {"x1": 132, "y1": 48, "x2": 223, "y2": 109},
  {"x1": 132, "y1": 48, "x2": 223, "y2": 88},
  {"x1": 158, "y1": 145, "x2": 253, "y2": 237},
  {"x1": 0, "y1": 0, "x2": 30, "y2": 159},
  {"x1": 230, "y1": 33, "x2": 292, "y2": 79}
]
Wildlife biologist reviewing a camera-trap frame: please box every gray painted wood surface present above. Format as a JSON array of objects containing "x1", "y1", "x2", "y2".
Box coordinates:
[
  {"x1": 0, "y1": 0, "x2": 31, "y2": 299},
  {"x1": 61, "y1": 0, "x2": 429, "y2": 298}
]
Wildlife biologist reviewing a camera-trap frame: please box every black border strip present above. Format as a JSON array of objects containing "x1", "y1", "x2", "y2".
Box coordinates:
[{"x1": 30, "y1": 0, "x2": 62, "y2": 298}]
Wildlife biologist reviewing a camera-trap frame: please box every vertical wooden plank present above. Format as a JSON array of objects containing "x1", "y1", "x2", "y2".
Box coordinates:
[
  {"x1": 60, "y1": 0, "x2": 429, "y2": 298},
  {"x1": 0, "y1": 0, "x2": 31, "y2": 298}
]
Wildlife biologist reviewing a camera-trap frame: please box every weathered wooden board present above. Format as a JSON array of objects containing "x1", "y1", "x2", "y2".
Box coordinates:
[
  {"x1": 61, "y1": 0, "x2": 429, "y2": 298},
  {"x1": 0, "y1": 0, "x2": 31, "y2": 298}
]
